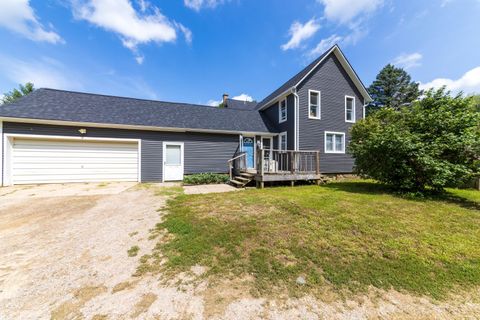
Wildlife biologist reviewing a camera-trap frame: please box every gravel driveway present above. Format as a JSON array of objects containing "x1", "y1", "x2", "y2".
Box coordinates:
[{"x1": 1, "y1": 183, "x2": 478, "y2": 320}]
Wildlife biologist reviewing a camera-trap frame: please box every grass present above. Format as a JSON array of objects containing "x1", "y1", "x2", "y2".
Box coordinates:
[
  {"x1": 127, "y1": 245, "x2": 140, "y2": 257},
  {"x1": 139, "y1": 180, "x2": 480, "y2": 299}
]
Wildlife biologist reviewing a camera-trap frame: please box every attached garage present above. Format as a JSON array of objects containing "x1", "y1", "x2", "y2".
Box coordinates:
[{"x1": 4, "y1": 136, "x2": 140, "y2": 185}]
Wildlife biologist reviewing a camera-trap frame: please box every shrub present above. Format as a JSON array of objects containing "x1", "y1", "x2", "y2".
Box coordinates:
[
  {"x1": 350, "y1": 88, "x2": 480, "y2": 192},
  {"x1": 183, "y1": 173, "x2": 229, "y2": 185}
]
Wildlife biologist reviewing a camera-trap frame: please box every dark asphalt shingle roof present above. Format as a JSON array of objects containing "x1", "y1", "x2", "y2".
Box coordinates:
[
  {"x1": 255, "y1": 47, "x2": 332, "y2": 109},
  {"x1": 0, "y1": 89, "x2": 277, "y2": 134}
]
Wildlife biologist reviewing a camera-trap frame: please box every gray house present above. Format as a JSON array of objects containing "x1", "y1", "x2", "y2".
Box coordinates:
[{"x1": 0, "y1": 45, "x2": 371, "y2": 186}]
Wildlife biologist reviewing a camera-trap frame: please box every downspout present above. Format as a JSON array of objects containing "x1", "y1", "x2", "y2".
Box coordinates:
[{"x1": 292, "y1": 89, "x2": 299, "y2": 151}]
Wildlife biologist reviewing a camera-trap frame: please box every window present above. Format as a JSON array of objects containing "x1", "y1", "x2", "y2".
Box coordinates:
[
  {"x1": 165, "y1": 145, "x2": 182, "y2": 165},
  {"x1": 308, "y1": 90, "x2": 321, "y2": 119},
  {"x1": 278, "y1": 132, "x2": 287, "y2": 151},
  {"x1": 345, "y1": 96, "x2": 355, "y2": 123},
  {"x1": 324, "y1": 132, "x2": 345, "y2": 153},
  {"x1": 279, "y1": 98, "x2": 287, "y2": 123}
]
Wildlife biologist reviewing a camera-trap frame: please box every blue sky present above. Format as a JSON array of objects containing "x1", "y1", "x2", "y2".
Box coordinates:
[{"x1": 0, "y1": 0, "x2": 479, "y2": 105}]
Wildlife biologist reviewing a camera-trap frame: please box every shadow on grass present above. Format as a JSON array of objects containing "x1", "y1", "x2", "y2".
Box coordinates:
[{"x1": 323, "y1": 181, "x2": 480, "y2": 211}]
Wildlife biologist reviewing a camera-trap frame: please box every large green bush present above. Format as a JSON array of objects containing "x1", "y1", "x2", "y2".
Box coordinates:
[
  {"x1": 183, "y1": 173, "x2": 229, "y2": 185},
  {"x1": 350, "y1": 88, "x2": 480, "y2": 192}
]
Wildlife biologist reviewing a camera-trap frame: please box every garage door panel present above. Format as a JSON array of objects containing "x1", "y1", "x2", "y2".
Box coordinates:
[{"x1": 12, "y1": 138, "x2": 139, "y2": 184}]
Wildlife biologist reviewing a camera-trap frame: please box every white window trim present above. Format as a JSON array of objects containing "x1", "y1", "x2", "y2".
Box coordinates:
[
  {"x1": 278, "y1": 98, "x2": 287, "y2": 123},
  {"x1": 278, "y1": 132, "x2": 287, "y2": 151},
  {"x1": 308, "y1": 89, "x2": 321, "y2": 120},
  {"x1": 345, "y1": 95, "x2": 356, "y2": 123},
  {"x1": 324, "y1": 131, "x2": 345, "y2": 154}
]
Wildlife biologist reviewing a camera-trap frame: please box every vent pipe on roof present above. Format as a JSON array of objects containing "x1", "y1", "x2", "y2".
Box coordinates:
[{"x1": 222, "y1": 93, "x2": 229, "y2": 107}]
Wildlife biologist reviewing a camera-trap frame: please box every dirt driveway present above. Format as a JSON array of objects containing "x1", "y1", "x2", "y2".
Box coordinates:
[{"x1": 0, "y1": 183, "x2": 205, "y2": 319}]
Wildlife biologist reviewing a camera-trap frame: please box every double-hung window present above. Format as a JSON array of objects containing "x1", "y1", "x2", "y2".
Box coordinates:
[
  {"x1": 278, "y1": 132, "x2": 287, "y2": 151},
  {"x1": 325, "y1": 132, "x2": 345, "y2": 153},
  {"x1": 279, "y1": 98, "x2": 287, "y2": 123},
  {"x1": 308, "y1": 90, "x2": 321, "y2": 119},
  {"x1": 345, "y1": 96, "x2": 355, "y2": 123}
]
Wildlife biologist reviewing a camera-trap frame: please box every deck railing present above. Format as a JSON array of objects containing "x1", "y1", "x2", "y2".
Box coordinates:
[
  {"x1": 256, "y1": 149, "x2": 320, "y2": 176},
  {"x1": 227, "y1": 151, "x2": 247, "y2": 180}
]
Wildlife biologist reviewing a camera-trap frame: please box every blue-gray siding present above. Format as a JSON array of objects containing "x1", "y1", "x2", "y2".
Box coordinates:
[
  {"x1": 3, "y1": 122, "x2": 239, "y2": 182},
  {"x1": 260, "y1": 94, "x2": 295, "y2": 150},
  {"x1": 297, "y1": 54, "x2": 364, "y2": 173}
]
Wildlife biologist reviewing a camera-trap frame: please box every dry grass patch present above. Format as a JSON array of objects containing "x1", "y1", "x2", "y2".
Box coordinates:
[{"x1": 130, "y1": 293, "x2": 157, "y2": 318}]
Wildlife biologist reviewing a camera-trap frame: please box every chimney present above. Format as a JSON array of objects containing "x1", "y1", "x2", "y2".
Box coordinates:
[{"x1": 222, "y1": 93, "x2": 229, "y2": 107}]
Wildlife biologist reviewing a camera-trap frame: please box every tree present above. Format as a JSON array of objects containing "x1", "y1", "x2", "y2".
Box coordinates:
[
  {"x1": 367, "y1": 64, "x2": 422, "y2": 112},
  {"x1": 349, "y1": 88, "x2": 480, "y2": 192},
  {"x1": 1, "y1": 82, "x2": 35, "y2": 104}
]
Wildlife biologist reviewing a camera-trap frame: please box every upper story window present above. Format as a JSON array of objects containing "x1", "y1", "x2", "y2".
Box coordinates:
[
  {"x1": 325, "y1": 131, "x2": 345, "y2": 154},
  {"x1": 308, "y1": 90, "x2": 321, "y2": 119},
  {"x1": 279, "y1": 132, "x2": 287, "y2": 151},
  {"x1": 279, "y1": 98, "x2": 287, "y2": 123},
  {"x1": 345, "y1": 96, "x2": 355, "y2": 123}
]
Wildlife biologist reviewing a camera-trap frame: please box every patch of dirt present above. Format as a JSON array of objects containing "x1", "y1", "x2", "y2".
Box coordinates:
[
  {"x1": 51, "y1": 285, "x2": 107, "y2": 319},
  {"x1": 131, "y1": 293, "x2": 158, "y2": 318}
]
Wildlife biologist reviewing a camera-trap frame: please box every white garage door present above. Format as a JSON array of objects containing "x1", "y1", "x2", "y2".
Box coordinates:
[{"x1": 12, "y1": 138, "x2": 139, "y2": 184}]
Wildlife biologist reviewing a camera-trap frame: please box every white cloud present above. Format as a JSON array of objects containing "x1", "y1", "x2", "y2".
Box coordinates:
[
  {"x1": 0, "y1": 55, "x2": 83, "y2": 90},
  {"x1": 232, "y1": 93, "x2": 253, "y2": 102},
  {"x1": 317, "y1": 0, "x2": 384, "y2": 25},
  {"x1": 420, "y1": 66, "x2": 480, "y2": 94},
  {"x1": 308, "y1": 34, "x2": 342, "y2": 57},
  {"x1": 207, "y1": 99, "x2": 222, "y2": 107},
  {"x1": 307, "y1": 28, "x2": 366, "y2": 58},
  {"x1": 392, "y1": 52, "x2": 423, "y2": 70},
  {"x1": 0, "y1": 0, "x2": 63, "y2": 44},
  {"x1": 281, "y1": 19, "x2": 320, "y2": 51},
  {"x1": 184, "y1": 0, "x2": 225, "y2": 11},
  {"x1": 71, "y1": 0, "x2": 190, "y2": 63}
]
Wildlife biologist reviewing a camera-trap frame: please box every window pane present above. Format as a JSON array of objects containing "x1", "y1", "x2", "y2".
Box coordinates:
[
  {"x1": 335, "y1": 135, "x2": 343, "y2": 151},
  {"x1": 310, "y1": 92, "x2": 318, "y2": 105},
  {"x1": 166, "y1": 145, "x2": 181, "y2": 165},
  {"x1": 281, "y1": 135, "x2": 287, "y2": 150},
  {"x1": 346, "y1": 97, "x2": 353, "y2": 110},
  {"x1": 310, "y1": 105, "x2": 317, "y2": 118},
  {"x1": 326, "y1": 134, "x2": 334, "y2": 151},
  {"x1": 346, "y1": 97, "x2": 354, "y2": 121},
  {"x1": 346, "y1": 109, "x2": 352, "y2": 121}
]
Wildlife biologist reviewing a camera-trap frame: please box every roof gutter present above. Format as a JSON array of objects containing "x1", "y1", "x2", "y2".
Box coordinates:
[
  {"x1": 257, "y1": 86, "x2": 296, "y2": 111},
  {"x1": 0, "y1": 117, "x2": 277, "y2": 137}
]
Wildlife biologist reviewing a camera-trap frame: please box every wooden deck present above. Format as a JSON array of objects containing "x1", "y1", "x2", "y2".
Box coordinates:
[{"x1": 228, "y1": 149, "x2": 324, "y2": 188}]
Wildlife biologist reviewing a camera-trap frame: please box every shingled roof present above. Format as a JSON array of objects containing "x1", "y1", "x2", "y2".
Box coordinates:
[{"x1": 0, "y1": 89, "x2": 277, "y2": 134}]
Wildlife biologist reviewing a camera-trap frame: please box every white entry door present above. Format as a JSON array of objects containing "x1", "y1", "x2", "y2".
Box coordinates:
[{"x1": 163, "y1": 142, "x2": 184, "y2": 181}]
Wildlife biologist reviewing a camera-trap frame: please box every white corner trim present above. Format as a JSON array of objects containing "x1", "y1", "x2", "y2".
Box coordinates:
[
  {"x1": 345, "y1": 95, "x2": 356, "y2": 123},
  {"x1": 278, "y1": 98, "x2": 287, "y2": 123},
  {"x1": 293, "y1": 90, "x2": 299, "y2": 151},
  {"x1": 308, "y1": 89, "x2": 321, "y2": 120},
  {"x1": 324, "y1": 131, "x2": 346, "y2": 154}
]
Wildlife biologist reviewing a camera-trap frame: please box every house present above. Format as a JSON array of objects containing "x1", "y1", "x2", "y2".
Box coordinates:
[{"x1": 0, "y1": 45, "x2": 372, "y2": 186}]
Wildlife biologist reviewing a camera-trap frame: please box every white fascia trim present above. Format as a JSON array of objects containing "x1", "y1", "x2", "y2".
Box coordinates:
[
  {"x1": 0, "y1": 117, "x2": 276, "y2": 137},
  {"x1": 324, "y1": 131, "x2": 346, "y2": 154},
  {"x1": 257, "y1": 87, "x2": 295, "y2": 111},
  {"x1": 258, "y1": 46, "x2": 372, "y2": 111},
  {"x1": 308, "y1": 89, "x2": 321, "y2": 120},
  {"x1": 3, "y1": 133, "x2": 143, "y2": 184},
  {"x1": 345, "y1": 95, "x2": 356, "y2": 123}
]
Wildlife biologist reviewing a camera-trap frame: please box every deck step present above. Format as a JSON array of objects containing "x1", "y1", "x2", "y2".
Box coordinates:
[
  {"x1": 229, "y1": 179, "x2": 246, "y2": 186},
  {"x1": 239, "y1": 172, "x2": 255, "y2": 178},
  {"x1": 235, "y1": 176, "x2": 250, "y2": 182}
]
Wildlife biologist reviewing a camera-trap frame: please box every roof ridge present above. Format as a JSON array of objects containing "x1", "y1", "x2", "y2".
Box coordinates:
[{"x1": 39, "y1": 88, "x2": 258, "y2": 113}]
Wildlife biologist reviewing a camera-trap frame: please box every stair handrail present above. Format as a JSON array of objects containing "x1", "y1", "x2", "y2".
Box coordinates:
[{"x1": 227, "y1": 152, "x2": 246, "y2": 180}]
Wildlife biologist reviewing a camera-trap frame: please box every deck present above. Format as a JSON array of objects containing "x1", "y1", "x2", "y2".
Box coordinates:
[{"x1": 228, "y1": 149, "x2": 324, "y2": 188}]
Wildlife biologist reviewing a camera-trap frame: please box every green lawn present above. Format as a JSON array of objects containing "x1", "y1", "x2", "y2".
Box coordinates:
[{"x1": 139, "y1": 180, "x2": 480, "y2": 299}]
